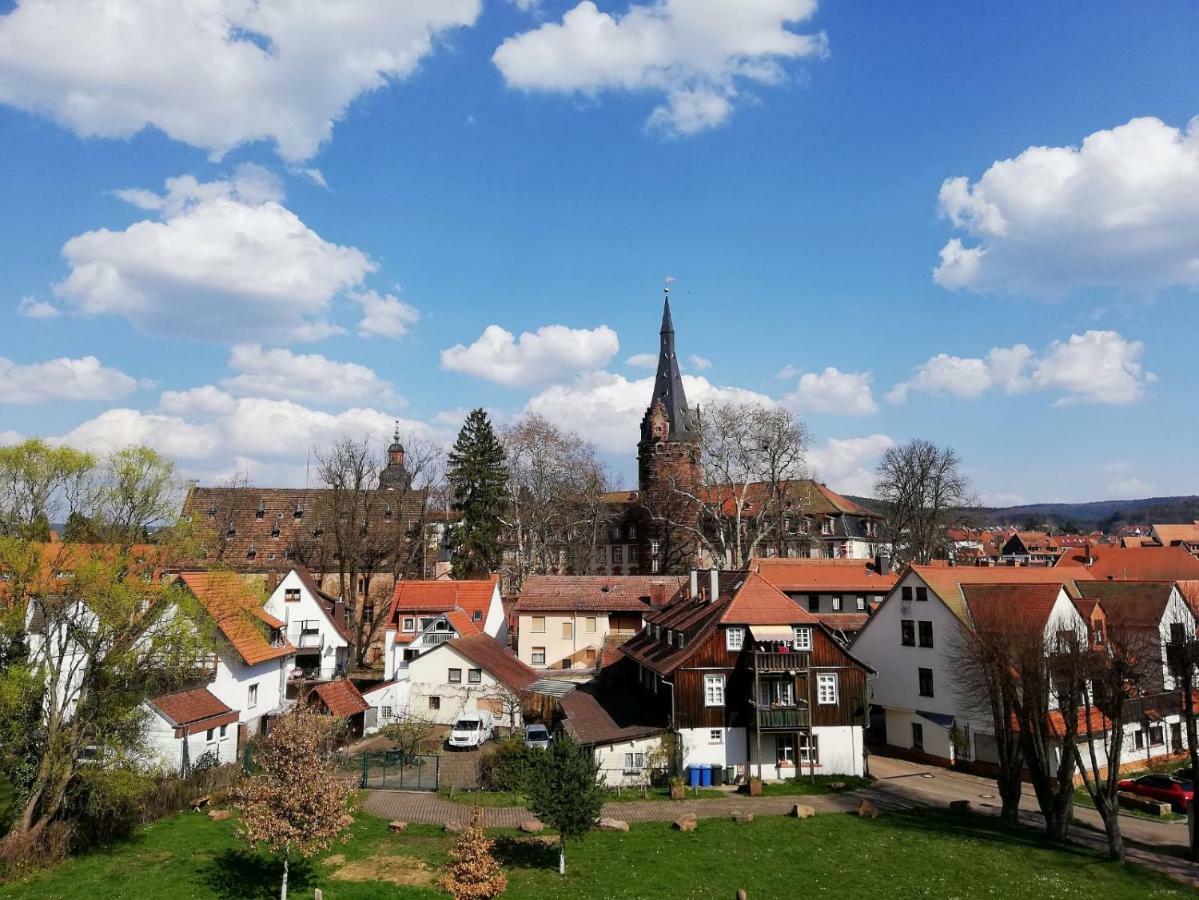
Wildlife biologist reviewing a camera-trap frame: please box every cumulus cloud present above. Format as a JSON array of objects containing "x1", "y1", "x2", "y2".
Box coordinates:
[
  {"x1": 441, "y1": 323, "x2": 620, "y2": 386},
  {"x1": 0, "y1": 0, "x2": 483, "y2": 161},
  {"x1": 934, "y1": 116, "x2": 1199, "y2": 295},
  {"x1": 158, "y1": 385, "x2": 238, "y2": 417},
  {"x1": 0, "y1": 355, "x2": 139, "y2": 404},
  {"x1": 806, "y1": 434, "x2": 894, "y2": 497},
  {"x1": 626, "y1": 353, "x2": 658, "y2": 369},
  {"x1": 888, "y1": 332, "x2": 1151, "y2": 406},
  {"x1": 1107, "y1": 476, "x2": 1155, "y2": 499},
  {"x1": 775, "y1": 364, "x2": 799, "y2": 380},
  {"x1": 54, "y1": 166, "x2": 375, "y2": 342},
  {"x1": 493, "y1": 0, "x2": 827, "y2": 137},
  {"x1": 0, "y1": 430, "x2": 23, "y2": 446},
  {"x1": 221, "y1": 344, "x2": 404, "y2": 407},
  {"x1": 16, "y1": 296, "x2": 60, "y2": 319},
  {"x1": 524, "y1": 370, "x2": 772, "y2": 452},
  {"x1": 351, "y1": 289, "x2": 420, "y2": 339},
  {"x1": 59, "y1": 409, "x2": 220, "y2": 460},
  {"x1": 782, "y1": 367, "x2": 877, "y2": 416},
  {"x1": 688, "y1": 354, "x2": 713, "y2": 371}
]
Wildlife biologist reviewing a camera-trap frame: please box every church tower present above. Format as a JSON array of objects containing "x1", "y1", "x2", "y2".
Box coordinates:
[
  {"x1": 378, "y1": 423, "x2": 408, "y2": 490},
  {"x1": 637, "y1": 287, "x2": 701, "y2": 573}
]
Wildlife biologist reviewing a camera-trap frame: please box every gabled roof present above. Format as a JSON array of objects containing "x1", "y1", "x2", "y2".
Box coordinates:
[
  {"x1": 1074, "y1": 581, "x2": 1181, "y2": 629},
  {"x1": 149, "y1": 687, "x2": 238, "y2": 736},
  {"x1": 1152, "y1": 523, "x2": 1199, "y2": 546},
  {"x1": 311, "y1": 678, "x2": 369, "y2": 718},
  {"x1": 444, "y1": 609, "x2": 481, "y2": 637},
  {"x1": 389, "y1": 577, "x2": 497, "y2": 622},
  {"x1": 751, "y1": 558, "x2": 896, "y2": 593},
  {"x1": 909, "y1": 564, "x2": 1092, "y2": 624},
  {"x1": 721, "y1": 572, "x2": 818, "y2": 626},
  {"x1": 560, "y1": 684, "x2": 664, "y2": 747},
  {"x1": 1058, "y1": 546, "x2": 1199, "y2": 581},
  {"x1": 447, "y1": 633, "x2": 539, "y2": 691},
  {"x1": 515, "y1": 575, "x2": 686, "y2": 613},
  {"x1": 288, "y1": 566, "x2": 352, "y2": 642},
  {"x1": 178, "y1": 570, "x2": 293, "y2": 666},
  {"x1": 961, "y1": 583, "x2": 1065, "y2": 635}
]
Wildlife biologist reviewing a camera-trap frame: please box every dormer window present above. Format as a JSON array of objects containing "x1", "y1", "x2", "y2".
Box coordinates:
[
  {"x1": 294, "y1": 503, "x2": 304, "y2": 518},
  {"x1": 207, "y1": 505, "x2": 217, "y2": 518},
  {"x1": 246, "y1": 545, "x2": 256, "y2": 559},
  {"x1": 271, "y1": 524, "x2": 281, "y2": 538},
  {"x1": 313, "y1": 524, "x2": 323, "y2": 537},
  {"x1": 226, "y1": 525, "x2": 236, "y2": 536},
  {"x1": 384, "y1": 504, "x2": 393, "y2": 520},
  {"x1": 256, "y1": 501, "x2": 265, "y2": 519}
]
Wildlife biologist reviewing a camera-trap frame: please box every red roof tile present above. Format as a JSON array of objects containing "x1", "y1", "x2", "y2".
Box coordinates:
[
  {"x1": 751, "y1": 558, "x2": 897, "y2": 592},
  {"x1": 962, "y1": 583, "x2": 1065, "y2": 635},
  {"x1": 311, "y1": 678, "x2": 369, "y2": 718},
  {"x1": 560, "y1": 685, "x2": 664, "y2": 746},
  {"x1": 149, "y1": 687, "x2": 238, "y2": 737},
  {"x1": 515, "y1": 575, "x2": 686, "y2": 612},
  {"x1": 721, "y1": 572, "x2": 818, "y2": 625},
  {"x1": 444, "y1": 609, "x2": 481, "y2": 637},
  {"x1": 179, "y1": 571, "x2": 294, "y2": 666},
  {"x1": 448, "y1": 633, "x2": 539, "y2": 691},
  {"x1": 389, "y1": 577, "x2": 497, "y2": 623},
  {"x1": 1058, "y1": 546, "x2": 1199, "y2": 581}
]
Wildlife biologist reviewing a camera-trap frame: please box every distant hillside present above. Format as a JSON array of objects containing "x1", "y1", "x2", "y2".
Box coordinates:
[{"x1": 844, "y1": 495, "x2": 1199, "y2": 535}]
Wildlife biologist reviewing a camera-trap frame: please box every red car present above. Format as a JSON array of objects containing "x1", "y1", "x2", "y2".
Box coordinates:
[{"x1": 1117, "y1": 774, "x2": 1194, "y2": 812}]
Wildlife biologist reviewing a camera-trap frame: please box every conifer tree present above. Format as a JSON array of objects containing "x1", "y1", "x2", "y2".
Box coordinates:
[
  {"x1": 440, "y1": 809, "x2": 508, "y2": 899},
  {"x1": 526, "y1": 734, "x2": 603, "y2": 875},
  {"x1": 447, "y1": 409, "x2": 508, "y2": 578}
]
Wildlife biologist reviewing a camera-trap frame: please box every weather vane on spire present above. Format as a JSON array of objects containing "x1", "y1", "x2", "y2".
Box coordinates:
[{"x1": 664, "y1": 274, "x2": 675, "y2": 298}]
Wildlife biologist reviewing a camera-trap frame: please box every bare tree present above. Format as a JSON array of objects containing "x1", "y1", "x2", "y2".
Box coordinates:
[
  {"x1": 489, "y1": 683, "x2": 531, "y2": 737},
  {"x1": 875, "y1": 439, "x2": 973, "y2": 566},
  {"x1": 646, "y1": 401, "x2": 809, "y2": 570},
  {"x1": 1166, "y1": 606, "x2": 1199, "y2": 861}
]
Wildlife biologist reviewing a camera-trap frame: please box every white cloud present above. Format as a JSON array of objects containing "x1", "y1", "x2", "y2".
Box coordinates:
[
  {"x1": 934, "y1": 116, "x2": 1199, "y2": 295},
  {"x1": 783, "y1": 367, "x2": 877, "y2": 416},
  {"x1": 1107, "y1": 476, "x2": 1155, "y2": 499},
  {"x1": 54, "y1": 167, "x2": 374, "y2": 342},
  {"x1": 351, "y1": 289, "x2": 420, "y2": 339},
  {"x1": 0, "y1": 430, "x2": 24, "y2": 446},
  {"x1": 806, "y1": 434, "x2": 894, "y2": 497},
  {"x1": 1031, "y1": 330, "x2": 1154, "y2": 405},
  {"x1": 221, "y1": 344, "x2": 404, "y2": 407},
  {"x1": 493, "y1": 0, "x2": 827, "y2": 137},
  {"x1": 978, "y1": 491, "x2": 1028, "y2": 507},
  {"x1": 775, "y1": 364, "x2": 799, "y2": 380},
  {"x1": 524, "y1": 370, "x2": 772, "y2": 452},
  {"x1": 888, "y1": 333, "x2": 1150, "y2": 407},
  {"x1": 0, "y1": 355, "x2": 139, "y2": 404},
  {"x1": 58, "y1": 409, "x2": 220, "y2": 460},
  {"x1": 626, "y1": 353, "x2": 658, "y2": 369},
  {"x1": 688, "y1": 354, "x2": 713, "y2": 371},
  {"x1": 158, "y1": 385, "x2": 238, "y2": 417},
  {"x1": 441, "y1": 323, "x2": 620, "y2": 386},
  {"x1": 0, "y1": 0, "x2": 483, "y2": 161},
  {"x1": 16, "y1": 295, "x2": 60, "y2": 319}
]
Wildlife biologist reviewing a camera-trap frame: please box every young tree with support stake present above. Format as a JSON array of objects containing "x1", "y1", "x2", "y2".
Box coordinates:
[{"x1": 525, "y1": 733, "x2": 603, "y2": 875}]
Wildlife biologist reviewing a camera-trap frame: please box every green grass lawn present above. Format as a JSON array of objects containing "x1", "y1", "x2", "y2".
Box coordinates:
[
  {"x1": 1073, "y1": 788, "x2": 1187, "y2": 823},
  {"x1": 439, "y1": 786, "x2": 725, "y2": 807},
  {"x1": 751, "y1": 774, "x2": 873, "y2": 796},
  {"x1": 1, "y1": 804, "x2": 1190, "y2": 899}
]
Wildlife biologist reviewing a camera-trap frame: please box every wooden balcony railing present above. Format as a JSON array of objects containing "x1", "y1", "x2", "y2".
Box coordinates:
[
  {"x1": 755, "y1": 706, "x2": 811, "y2": 730},
  {"x1": 753, "y1": 651, "x2": 810, "y2": 672}
]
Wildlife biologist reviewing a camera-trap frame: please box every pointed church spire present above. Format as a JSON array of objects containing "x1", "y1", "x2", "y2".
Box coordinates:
[{"x1": 647, "y1": 283, "x2": 692, "y2": 439}]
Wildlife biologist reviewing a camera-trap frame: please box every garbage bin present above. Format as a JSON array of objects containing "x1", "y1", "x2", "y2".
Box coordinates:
[
  {"x1": 688, "y1": 765, "x2": 701, "y2": 788},
  {"x1": 725, "y1": 766, "x2": 736, "y2": 785},
  {"x1": 710, "y1": 764, "x2": 723, "y2": 787},
  {"x1": 700, "y1": 764, "x2": 712, "y2": 787}
]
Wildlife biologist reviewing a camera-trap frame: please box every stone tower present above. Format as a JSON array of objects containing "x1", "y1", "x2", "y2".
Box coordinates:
[
  {"x1": 637, "y1": 289, "x2": 701, "y2": 572},
  {"x1": 378, "y1": 422, "x2": 408, "y2": 490}
]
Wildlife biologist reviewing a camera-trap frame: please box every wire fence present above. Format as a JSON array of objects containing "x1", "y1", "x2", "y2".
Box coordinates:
[{"x1": 352, "y1": 750, "x2": 442, "y2": 791}]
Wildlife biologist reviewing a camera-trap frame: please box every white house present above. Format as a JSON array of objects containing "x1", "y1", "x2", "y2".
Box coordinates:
[
  {"x1": 143, "y1": 687, "x2": 240, "y2": 773},
  {"x1": 559, "y1": 685, "x2": 665, "y2": 787},
  {"x1": 263, "y1": 567, "x2": 350, "y2": 683}
]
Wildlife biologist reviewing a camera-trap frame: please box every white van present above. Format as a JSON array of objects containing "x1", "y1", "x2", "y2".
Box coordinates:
[{"x1": 448, "y1": 711, "x2": 494, "y2": 750}]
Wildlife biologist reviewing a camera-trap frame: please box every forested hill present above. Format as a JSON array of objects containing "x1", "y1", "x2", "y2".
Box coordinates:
[{"x1": 845, "y1": 495, "x2": 1199, "y2": 534}]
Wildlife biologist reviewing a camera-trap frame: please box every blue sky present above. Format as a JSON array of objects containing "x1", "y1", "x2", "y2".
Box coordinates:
[{"x1": 2, "y1": 0, "x2": 1198, "y2": 504}]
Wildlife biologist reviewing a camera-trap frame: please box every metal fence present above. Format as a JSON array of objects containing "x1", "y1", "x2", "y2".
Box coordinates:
[{"x1": 355, "y1": 750, "x2": 441, "y2": 791}]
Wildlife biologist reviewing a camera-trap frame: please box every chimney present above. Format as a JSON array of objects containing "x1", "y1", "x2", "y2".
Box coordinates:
[
  {"x1": 689, "y1": 569, "x2": 699, "y2": 599},
  {"x1": 875, "y1": 550, "x2": 892, "y2": 575},
  {"x1": 1083, "y1": 541, "x2": 1094, "y2": 567},
  {"x1": 709, "y1": 567, "x2": 719, "y2": 603}
]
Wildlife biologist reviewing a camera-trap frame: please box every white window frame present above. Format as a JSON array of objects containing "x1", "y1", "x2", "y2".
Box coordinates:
[
  {"x1": 709, "y1": 728, "x2": 723, "y2": 744},
  {"x1": 247, "y1": 683, "x2": 259, "y2": 709},
  {"x1": 832, "y1": 595, "x2": 842, "y2": 612},
  {"x1": 856, "y1": 595, "x2": 867, "y2": 612},
  {"x1": 531, "y1": 646, "x2": 546, "y2": 665},
  {"x1": 816, "y1": 672, "x2": 838, "y2": 705},
  {"x1": 793, "y1": 626, "x2": 812, "y2": 651},
  {"x1": 726, "y1": 627, "x2": 745, "y2": 652},
  {"x1": 704, "y1": 674, "x2": 726, "y2": 707},
  {"x1": 402, "y1": 617, "x2": 415, "y2": 633},
  {"x1": 586, "y1": 616, "x2": 597, "y2": 633}
]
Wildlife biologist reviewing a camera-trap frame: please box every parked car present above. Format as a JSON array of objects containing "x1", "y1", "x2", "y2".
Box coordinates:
[
  {"x1": 1117, "y1": 774, "x2": 1194, "y2": 812},
  {"x1": 524, "y1": 724, "x2": 551, "y2": 750},
  {"x1": 447, "y1": 712, "x2": 494, "y2": 750},
  {"x1": 1174, "y1": 767, "x2": 1194, "y2": 783}
]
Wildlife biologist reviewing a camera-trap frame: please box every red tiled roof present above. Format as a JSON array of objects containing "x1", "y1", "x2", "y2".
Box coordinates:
[
  {"x1": 448, "y1": 633, "x2": 539, "y2": 691},
  {"x1": 389, "y1": 577, "x2": 497, "y2": 623},
  {"x1": 444, "y1": 609, "x2": 481, "y2": 637},
  {"x1": 1152, "y1": 523, "x2": 1199, "y2": 546},
  {"x1": 721, "y1": 572, "x2": 818, "y2": 626},
  {"x1": 751, "y1": 558, "x2": 897, "y2": 592},
  {"x1": 813, "y1": 612, "x2": 870, "y2": 632},
  {"x1": 560, "y1": 685, "x2": 664, "y2": 746},
  {"x1": 910, "y1": 564, "x2": 1092, "y2": 623},
  {"x1": 515, "y1": 575, "x2": 686, "y2": 612},
  {"x1": 179, "y1": 571, "x2": 293, "y2": 665},
  {"x1": 311, "y1": 678, "x2": 369, "y2": 718},
  {"x1": 962, "y1": 583, "x2": 1065, "y2": 635},
  {"x1": 149, "y1": 687, "x2": 238, "y2": 737},
  {"x1": 1075, "y1": 581, "x2": 1179, "y2": 629},
  {"x1": 1058, "y1": 546, "x2": 1199, "y2": 581}
]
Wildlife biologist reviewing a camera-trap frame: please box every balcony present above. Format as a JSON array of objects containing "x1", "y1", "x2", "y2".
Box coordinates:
[
  {"x1": 755, "y1": 706, "x2": 811, "y2": 731},
  {"x1": 290, "y1": 631, "x2": 323, "y2": 650},
  {"x1": 753, "y1": 651, "x2": 810, "y2": 672},
  {"x1": 421, "y1": 631, "x2": 454, "y2": 647}
]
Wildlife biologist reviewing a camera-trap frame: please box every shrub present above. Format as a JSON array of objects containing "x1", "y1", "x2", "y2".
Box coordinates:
[
  {"x1": 478, "y1": 739, "x2": 535, "y2": 793},
  {"x1": 190, "y1": 750, "x2": 221, "y2": 775}
]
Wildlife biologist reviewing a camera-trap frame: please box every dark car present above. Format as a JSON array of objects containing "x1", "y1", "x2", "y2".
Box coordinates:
[{"x1": 1117, "y1": 774, "x2": 1194, "y2": 812}]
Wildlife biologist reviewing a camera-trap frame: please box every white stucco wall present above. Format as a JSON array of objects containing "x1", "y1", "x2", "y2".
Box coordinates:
[
  {"x1": 591, "y1": 735, "x2": 665, "y2": 787},
  {"x1": 142, "y1": 705, "x2": 237, "y2": 775},
  {"x1": 208, "y1": 653, "x2": 290, "y2": 736},
  {"x1": 405, "y1": 644, "x2": 523, "y2": 730},
  {"x1": 264, "y1": 570, "x2": 348, "y2": 680}
]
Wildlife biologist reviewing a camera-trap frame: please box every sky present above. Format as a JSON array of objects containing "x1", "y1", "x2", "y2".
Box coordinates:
[{"x1": 1, "y1": 0, "x2": 1198, "y2": 505}]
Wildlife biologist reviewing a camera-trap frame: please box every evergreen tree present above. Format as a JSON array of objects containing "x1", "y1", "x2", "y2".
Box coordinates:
[
  {"x1": 447, "y1": 409, "x2": 508, "y2": 578},
  {"x1": 526, "y1": 734, "x2": 603, "y2": 875},
  {"x1": 440, "y1": 809, "x2": 507, "y2": 899}
]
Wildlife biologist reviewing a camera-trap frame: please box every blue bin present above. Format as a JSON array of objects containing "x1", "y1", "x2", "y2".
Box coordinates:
[
  {"x1": 700, "y1": 765, "x2": 712, "y2": 787},
  {"x1": 688, "y1": 765, "x2": 701, "y2": 788}
]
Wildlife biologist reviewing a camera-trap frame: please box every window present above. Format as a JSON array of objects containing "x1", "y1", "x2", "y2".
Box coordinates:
[
  {"x1": 562, "y1": 621, "x2": 573, "y2": 639},
  {"x1": 206, "y1": 728, "x2": 215, "y2": 741},
  {"x1": 915, "y1": 587, "x2": 928, "y2": 602},
  {"x1": 821, "y1": 517, "x2": 834, "y2": 535},
  {"x1": 468, "y1": 669, "x2": 482, "y2": 684},
  {"x1": 402, "y1": 617, "x2": 416, "y2": 633},
  {"x1": 1094, "y1": 621, "x2": 1105, "y2": 645},
  {"x1": 650, "y1": 540, "x2": 660, "y2": 557},
  {"x1": 382, "y1": 706, "x2": 392, "y2": 719},
  {"x1": 709, "y1": 728, "x2": 723, "y2": 744},
  {"x1": 777, "y1": 734, "x2": 797, "y2": 765},
  {"x1": 918, "y1": 667, "x2": 934, "y2": 697},
  {"x1": 586, "y1": 616, "x2": 597, "y2": 633},
  {"x1": 448, "y1": 668, "x2": 462, "y2": 684},
  {"x1": 726, "y1": 627, "x2": 745, "y2": 651},
  {"x1": 677, "y1": 634, "x2": 685, "y2": 650},
  {"x1": 532, "y1": 616, "x2": 546, "y2": 633},
  {"x1": 901, "y1": 620, "x2": 915, "y2": 646},
  {"x1": 532, "y1": 647, "x2": 546, "y2": 665},
  {"x1": 428, "y1": 696, "x2": 440, "y2": 711},
  {"x1": 799, "y1": 733, "x2": 819, "y2": 764},
  {"x1": 653, "y1": 624, "x2": 660, "y2": 640},
  {"x1": 247, "y1": 684, "x2": 259, "y2": 708},
  {"x1": 911, "y1": 722, "x2": 924, "y2": 750},
  {"x1": 807, "y1": 594, "x2": 820, "y2": 612},
  {"x1": 704, "y1": 674, "x2": 725, "y2": 707},
  {"x1": 918, "y1": 621, "x2": 934, "y2": 648},
  {"x1": 651, "y1": 559, "x2": 660, "y2": 573},
  {"x1": 760, "y1": 679, "x2": 794, "y2": 707},
  {"x1": 1149, "y1": 724, "x2": 1165, "y2": 746},
  {"x1": 793, "y1": 627, "x2": 812, "y2": 651},
  {"x1": 1133, "y1": 729, "x2": 1145, "y2": 750},
  {"x1": 284, "y1": 588, "x2": 300, "y2": 603},
  {"x1": 472, "y1": 611, "x2": 482, "y2": 621},
  {"x1": 817, "y1": 673, "x2": 838, "y2": 705},
  {"x1": 857, "y1": 596, "x2": 867, "y2": 612},
  {"x1": 629, "y1": 545, "x2": 639, "y2": 562},
  {"x1": 612, "y1": 546, "x2": 624, "y2": 564},
  {"x1": 901, "y1": 586, "x2": 913, "y2": 602},
  {"x1": 623, "y1": 752, "x2": 645, "y2": 771},
  {"x1": 832, "y1": 595, "x2": 842, "y2": 612}
]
